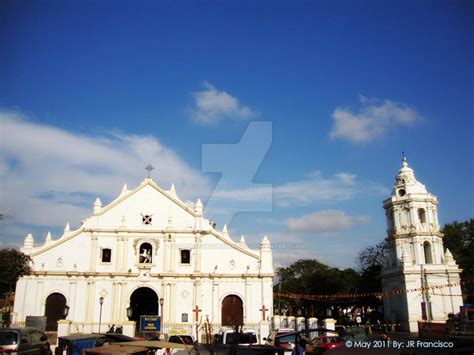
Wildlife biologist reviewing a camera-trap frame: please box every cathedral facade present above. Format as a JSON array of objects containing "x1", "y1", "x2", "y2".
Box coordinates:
[
  {"x1": 13, "y1": 178, "x2": 274, "y2": 336},
  {"x1": 381, "y1": 158, "x2": 463, "y2": 332}
]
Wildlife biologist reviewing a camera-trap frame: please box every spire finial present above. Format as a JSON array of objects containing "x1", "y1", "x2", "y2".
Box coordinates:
[
  {"x1": 145, "y1": 164, "x2": 154, "y2": 179},
  {"x1": 402, "y1": 151, "x2": 408, "y2": 167}
]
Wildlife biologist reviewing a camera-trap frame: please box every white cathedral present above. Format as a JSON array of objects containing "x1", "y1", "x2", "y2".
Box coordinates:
[
  {"x1": 381, "y1": 157, "x2": 463, "y2": 332},
  {"x1": 13, "y1": 176, "x2": 274, "y2": 336}
]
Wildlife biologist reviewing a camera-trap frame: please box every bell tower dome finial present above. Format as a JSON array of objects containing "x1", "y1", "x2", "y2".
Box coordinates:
[{"x1": 402, "y1": 151, "x2": 407, "y2": 167}]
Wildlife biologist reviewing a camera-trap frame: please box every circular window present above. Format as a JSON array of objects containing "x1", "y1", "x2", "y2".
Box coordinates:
[
  {"x1": 142, "y1": 215, "x2": 152, "y2": 225},
  {"x1": 398, "y1": 189, "x2": 406, "y2": 197}
]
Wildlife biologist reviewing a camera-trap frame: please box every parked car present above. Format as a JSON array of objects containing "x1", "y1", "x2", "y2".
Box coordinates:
[
  {"x1": 164, "y1": 335, "x2": 196, "y2": 355},
  {"x1": 56, "y1": 334, "x2": 107, "y2": 355},
  {"x1": 270, "y1": 328, "x2": 335, "y2": 351},
  {"x1": 310, "y1": 335, "x2": 344, "y2": 354},
  {"x1": 0, "y1": 327, "x2": 48, "y2": 354},
  {"x1": 336, "y1": 326, "x2": 368, "y2": 342},
  {"x1": 264, "y1": 328, "x2": 295, "y2": 349},
  {"x1": 55, "y1": 333, "x2": 137, "y2": 355},
  {"x1": 167, "y1": 335, "x2": 195, "y2": 345},
  {"x1": 216, "y1": 329, "x2": 258, "y2": 345}
]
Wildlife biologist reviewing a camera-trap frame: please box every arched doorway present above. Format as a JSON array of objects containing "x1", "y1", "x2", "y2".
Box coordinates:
[
  {"x1": 45, "y1": 293, "x2": 67, "y2": 331},
  {"x1": 221, "y1": 295, "x2": 243, "y2": 326},
  {"x1": 129, "y1": 287, "x2": 159, "y2": 323}
]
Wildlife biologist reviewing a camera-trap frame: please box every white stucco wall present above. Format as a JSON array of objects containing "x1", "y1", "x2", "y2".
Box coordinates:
[{"x1": 13, "y1": 178, "x2": 274, "y2": 331}]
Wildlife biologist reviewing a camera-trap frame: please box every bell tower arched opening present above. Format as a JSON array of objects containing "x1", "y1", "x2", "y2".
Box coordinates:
[{"x1": 423, "y1": 241, "x2": 433, "y2": 264}]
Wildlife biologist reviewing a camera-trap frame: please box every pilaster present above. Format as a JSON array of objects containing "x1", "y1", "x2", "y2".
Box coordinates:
[
  {"x1": 90, "y1": 232, "x2": 98, "y2": 271},
  {"x1": 194, "y1": 234, "x2": 202, "y2": 272},
  {"x1": 86, "y1": 281, "x2": 95, "y2": 322},
  {"x1": 68, "y1": 281, "x2": 77, "y2": 320}
]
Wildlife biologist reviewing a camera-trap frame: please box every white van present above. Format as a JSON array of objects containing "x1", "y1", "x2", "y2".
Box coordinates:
[
  {"x1": 0, "y1": 327, "x2": 48, "y2": 354},
  {"x1": 216, "y1": 329, "x2": 258, "y2": 345}
]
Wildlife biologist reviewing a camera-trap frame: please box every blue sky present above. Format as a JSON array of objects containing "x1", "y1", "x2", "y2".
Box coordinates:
[{"x1": 0, "y1": 0, "x2": 472, "y2": 268}]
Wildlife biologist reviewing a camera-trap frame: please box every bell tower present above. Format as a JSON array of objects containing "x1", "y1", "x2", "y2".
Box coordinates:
[{"x1": 381, "y1": 156, "x2": 463, "y2": 332}]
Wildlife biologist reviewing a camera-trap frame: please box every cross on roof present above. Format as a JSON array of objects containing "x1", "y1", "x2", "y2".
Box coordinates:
[{"x1": 145, "y1": 164, "x2": 154, "y2": 178}]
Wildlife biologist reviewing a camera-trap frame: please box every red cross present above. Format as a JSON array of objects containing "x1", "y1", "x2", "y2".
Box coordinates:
[
  {"x1": 259, "y1": 305, "x2": 269, "y2": 320},
  {"x1": 192, "y1": 305, "x2": 202, "y2": 322}
]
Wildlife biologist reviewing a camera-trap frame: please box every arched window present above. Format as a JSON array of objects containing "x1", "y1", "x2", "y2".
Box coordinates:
[
  {"x1": 139, "y1": 242, "x2": 152, "y2": 264},
  {"x1": 423, "y1": 241, "x2": 433, "y2": 264},
  {"x1": 418, "y1": 208, "x2": 427, "y2": 224}
]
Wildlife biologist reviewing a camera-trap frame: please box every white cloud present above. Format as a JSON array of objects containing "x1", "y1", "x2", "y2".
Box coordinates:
[
  {"x1": 329, "y1": 96, "x2": 422, "y2": 143},
  {"x1": 211, "y1": 171, "x2": 387, "y2": 206},
  {"x1": 0, "y1": 110, "x2": 212, "y2": 237},
  {"x1": 284, "y1": 210, "x2": 370, "y2": 234},
  {"x1": 190, "y1": 81, "x2": 257, "y2": 124}
]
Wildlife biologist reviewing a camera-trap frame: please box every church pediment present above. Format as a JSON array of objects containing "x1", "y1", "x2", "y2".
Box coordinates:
[{"x1": 85, "y1": 179, "x2": 199, "y2": 230}]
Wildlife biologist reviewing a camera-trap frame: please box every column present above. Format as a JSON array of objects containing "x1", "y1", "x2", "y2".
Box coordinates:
[
  {"x1": 86, "y1": 281, "x2": 96, "y2": 323},
  {"x1": 111, "y1": 282, "x2": 119, "y2": 321},
  {"x1": 170, "y1": 283, "x2": 176, "y2": 322},
  {"x1": 296, "y1": 317, "x2": 305, "y2": 331},
  {"x1": 35, "y1": 281, "x2": 44, "y2": 315},
  {"x1": 308, "y1": 317, "x2": 318, "y2": 329},
  {"x1": 193, "y1": 280, "x2": 202, "y2": 309},
  {"x1": 194, "y1": 234, "x2": 202, "y2": 272},
  {"x1": 433, "y1": 207, "x2": 439, "y2": 227},
  {"x1": 120, "y1": 282, "x2": 128, "y2": 322},
  {"x1": 408, "y1": 203, "x2": 416, "y2": 229},
  {"x1": 212, "y1": 281, "x2": 219, "y2": 324},
  {"x1": 261, "y1": 278, "x2": 269, "y2": 314},
  {"x1": 121, "y1": 235, "x2": 129, "y2": 271},
  {"x1": 245, "y1": 279, "x2": 252, "y2": 322},
  {"x1": 164, "y1": 283, "x2": 171, "y2": 322},
  {"x1": 115, "y1": 234, "x2": 122, "y2": 272},
  {"x1": 68, "y1": 281, "x2": 77, "y2": 320},
  {"x1": 164, "y1": 237, "x2": 171, "y2": 271},
  {"x1": 170, "y1": 237, "x2": 176, "y2": 272},
  {"x1": 323, "y1": 318, "x2": 335, "y2": 331},
  {"x1": 91, "y1": 233, "x2": 99, "y2": 271},
  {"x1": 287, "y1": 316, "x2": 296, "y2": 330},
  {"x1": 272, "y1": 315, "x2": 281, "y2": 330}
]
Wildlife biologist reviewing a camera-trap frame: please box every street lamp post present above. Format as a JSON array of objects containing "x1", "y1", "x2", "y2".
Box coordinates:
[
  {"x1": 63, "y1": 304, "x2": 70, "y2": 319},
  {"x1": 99, "y1": 297, "x2": 104, "y2": 333},
  {"x1": 126, "y1": 306, "x2": 133, "y2": 320},
  {"x1": 159, "y1": 298, "x2": 164, "y2": 338}
]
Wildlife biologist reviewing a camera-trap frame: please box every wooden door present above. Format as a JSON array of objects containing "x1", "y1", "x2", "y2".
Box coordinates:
[
  {"x1": 45, "y1": 293, "x2": 66, "y2": 331},
  {"x1": 221, "y1": 295, "x2": 243, "y2": 326}
]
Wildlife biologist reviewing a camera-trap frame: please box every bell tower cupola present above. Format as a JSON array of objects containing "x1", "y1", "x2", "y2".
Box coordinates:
[
  {"x1": 383, "y1": 156, "x2": 442, "y2": 267},
  {"x1": 381, "y1": 156, "x2": 463, "y2": 332}
]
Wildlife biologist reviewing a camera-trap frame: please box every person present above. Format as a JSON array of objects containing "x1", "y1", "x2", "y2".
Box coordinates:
[
  {"x1": 41, "y1": 341, "x2": 52, "y2": 355},
  {"x1": 140, "y1": 249, "x2": 151, "y2": 263},
  {"x1": 292, "y1": 338, "x2": 307, "y2": 355}
]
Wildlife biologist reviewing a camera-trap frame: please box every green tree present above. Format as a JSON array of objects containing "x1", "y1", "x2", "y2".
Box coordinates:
[
  {"x1": 0, "y1": 248, "x2": 33, "y2": 295},
  {"x1": 275, "y1": 259, "x2": 361, "y2": 318},
  {"x1": 357, "y1": 241, "x2": 387, "y2": 293},
  {"x1": 442, "y1": 219, "x2": 474, "y2": 303},
  {"x1": 356, "y1": 241, "x2": 387, "y2": 309}
]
